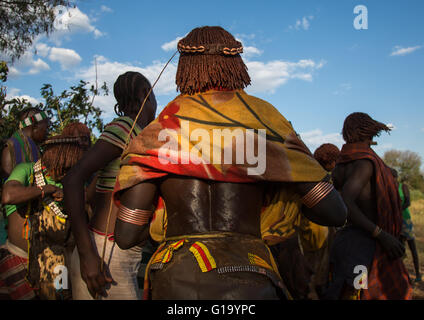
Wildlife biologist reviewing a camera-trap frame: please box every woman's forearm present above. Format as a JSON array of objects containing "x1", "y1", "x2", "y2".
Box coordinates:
[
  {"x1": 63, "y1": 172, "x2": 98, "y2": 258},
  {"x1": 2, "y1": 184, "x2": 42, "y2": 205},
  {"x1": 343, "y1": 197, "x2": 376, "y2": 235}
]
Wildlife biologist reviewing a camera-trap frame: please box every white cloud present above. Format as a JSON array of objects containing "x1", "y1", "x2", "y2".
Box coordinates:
[
  {"x1": 161, "y1": 36, "x2": 184, "y2": 52},
  {"x1": 75, "y1": 56, "x2": 178, "y2": 119},
  {"x1": 35, "y1": 43, "x2": 51, "y2": 57},
  {"x1": 289, "y1": 15, "x2": 314, "y2": 31},
  {"x1": 233, "y1": 35, "x2": 263, "y2": 59},
  {"x1": 246, "y1": 59, "x2": 325, "y2": 93},
  {"x1": 386, "y1": 123, "x2": 396, "y2": 130},
  {"x1": 6, "y1": 88, "x2": 40, "y2": 105},
  {"x1": 159, "y1": 34, "x2": 325, "y2": 95},
  {"x1": 50, "y1": 6, "x2": 104, "y2": 44},
  {"x1": 48, "y1": 47, "x2": 82, "y2": 70},
  {"x1": 390, "y1": 45, "x2": 422, "y2": 56},
  {"x1": 100, "y1": 5, "x2": 113, "y2": 13},
  {"x1": 8, "y1": 66, "x2": 20, "y2": 78},
  {"x1": 28, "y1": 58, "x2": 50, "y2": 74},
  {"x1": 242, "y1": 46, "x2": 263, "y2": 58},
  {"x1": 72, "y1": 33, "x2": 325, "y2": 118},
  {"x1": 7, "y1": 41, "x2": 82, "y2": 75},
  {"x1": 3, "y1": 50, "x2": 50, "y2": 78},
  {"x1": 235, "y1": 33, "x2": 256, "y2": 41},
  {"x1": 299, "y1": 129, "x2": 344, "y2": 151}
]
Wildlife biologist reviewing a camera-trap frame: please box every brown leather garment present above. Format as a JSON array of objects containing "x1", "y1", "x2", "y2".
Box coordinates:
[{"x1": 147, "y1": 233, "x2": 286, "y2": 300}]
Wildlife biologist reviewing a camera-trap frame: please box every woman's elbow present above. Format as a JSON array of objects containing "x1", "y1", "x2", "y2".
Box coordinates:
[
  {"x1": 1, "y1": 190, "x2": 12, "y2": 205},
  {"x1": 332, "y1": 203, "x2": 347, "y2": 227},
  {"x1": 115, "y1": 235, "x2": 136, "y2": 250},
  {"x1": 325, "y1": 191, "x2": 348, "y2": 226}
]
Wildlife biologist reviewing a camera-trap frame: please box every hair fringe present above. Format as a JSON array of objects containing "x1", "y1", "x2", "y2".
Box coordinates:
[
  {"x1": 314, "y1": 143, "x2": 340, "y2": 168},
  {"x1": 342, "y1": 112, "x2": 390, "y2": 143},
  {"x1": 41, "y1": 142, "x2": 84, "y2": 181},
  {"x1": 176, "y1": 26, "x2": 251, "y2": 95},
  {"x1": 62, "y1": 122, "x2": 90, "y2": 137}
]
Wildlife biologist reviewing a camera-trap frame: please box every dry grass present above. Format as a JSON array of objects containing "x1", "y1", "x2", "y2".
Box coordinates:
[{"x1": 404, "y1": 199, "x2": 424, "y2": 299}]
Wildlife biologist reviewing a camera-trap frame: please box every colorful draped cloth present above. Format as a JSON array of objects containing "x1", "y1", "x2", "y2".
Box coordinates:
[
  {"x1": 337, "y1": 142, "x2": 412, "y2": 300},
  {"x1": 114, "y1": 89, "x2": 327, "y2": 244},
  {"x1": 0, "y1": 240, "x2": 36, "y2": 300},
  {"x1": 5, "y1": 130, "x2": 40, "y2": 170}
]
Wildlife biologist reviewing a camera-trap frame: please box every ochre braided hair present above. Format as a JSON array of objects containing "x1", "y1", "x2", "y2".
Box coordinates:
[
  {"x1": 41, "y1": 136, "x2": 85, "y2": 181},
  {"x1": 62, "y1": 122, "x2": 91, "y2": 137},
  {"x1": 313, "y1": 143, "x2": 340, "y2": 170},
  {"x1": 342, "y1": 112, "x2": 390, "y2": 144},
  {"x1": 176, "y1": 26, "x2": 251, "y2": 95}
]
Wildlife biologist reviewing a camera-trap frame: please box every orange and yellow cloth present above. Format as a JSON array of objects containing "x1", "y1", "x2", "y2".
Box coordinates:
[{"x1": 113, "y1": 89, "x2": 328, "y2": 246}]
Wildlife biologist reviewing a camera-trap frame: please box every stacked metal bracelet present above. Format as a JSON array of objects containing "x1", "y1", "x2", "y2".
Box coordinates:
[
  {"x1": 117, "y1": 205, "x2": 152, "y2": 226},
  {"x1": 301, "y1": 181, "x2": 334, "y2": 208}
]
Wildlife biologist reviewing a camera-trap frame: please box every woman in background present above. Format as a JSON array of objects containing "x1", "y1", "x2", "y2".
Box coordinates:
[{"x1": 63, "y1": 71, "x2": 157, "y2": 299}]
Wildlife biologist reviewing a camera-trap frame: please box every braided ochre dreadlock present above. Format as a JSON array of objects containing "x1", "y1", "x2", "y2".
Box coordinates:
[
  {"x1": 62, "y1": 122, "x2": 91, "y2": 137},
  {"x1": 314, "y1": 143, "x2": 340, "y2": 170},
  {"x1": 41, "y1": 135, "x2": 85, "y2": 181},
  {"x1": 176, "y1": 26, "x2": 251, "y2": 95},
  {"x1": 342, "y1": 112, "x2": 391, "y2": 144}
]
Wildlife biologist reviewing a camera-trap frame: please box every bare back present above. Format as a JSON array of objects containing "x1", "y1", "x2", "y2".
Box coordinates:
[
  {"x1": 159, "y1": 176, "x2": 266, "y2": 238},
  {"x1": 332, "y1": 159, "x2": 377, "y2": 224}
]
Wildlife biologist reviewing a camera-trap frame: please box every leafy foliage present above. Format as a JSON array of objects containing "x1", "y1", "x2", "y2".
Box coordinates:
[
  {"x1": 0, "y1": 0, "x2": 71, "y2": 61},
  {"x1": 384, "y1": 149, "x2": 424, "y2": 193},
  {"x1": 40, "y1": 80, "x2": 108, "y2": 135},
  {"x1": 0, "y1": 62, "x2": 108, "y2": 140}
]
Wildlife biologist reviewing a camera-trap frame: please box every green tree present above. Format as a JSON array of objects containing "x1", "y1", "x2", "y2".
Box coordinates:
[
  {"x1": 384, "y1": 149, "x2": 424, "y2": 192},
  {"x1": 0, "y1": 63, "x2": 108, "y2": 140},
  {"x1": 40, "y1": 80, "x2": 108, "y2": 135},
  {"x1": 0, "y1": 61, "x2": 13, "y2": 139},
  {"x1": 0, "y1": 0, "x2": 71, "y2": 61}
]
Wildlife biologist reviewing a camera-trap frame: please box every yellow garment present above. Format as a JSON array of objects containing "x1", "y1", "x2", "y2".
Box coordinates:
[
  {"x1": 260, "y1": 187, "x2": 328, "y2": 249},
  {"x1": 298, "y1": 216, "x2": 329, "y2": 252},
  {"x1": 149, "y1": 199, "x2": 167, "y2": 243},
  {"x1": 260, "y1": 187, "x2": 302, "y2": 246}
]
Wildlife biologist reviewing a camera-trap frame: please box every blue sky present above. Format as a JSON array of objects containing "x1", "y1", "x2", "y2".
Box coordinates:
[{"x1": 3, "y1": 0, "x2": 424, "y2": 165}]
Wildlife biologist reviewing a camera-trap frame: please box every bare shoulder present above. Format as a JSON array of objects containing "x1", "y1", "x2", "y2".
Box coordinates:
[
  {"x1": 1, "y1": 143, "x2": 12, "y2": 175},
  {"x1": 352, "y1": 158, "x2": 373, "y2": 172},
  {"x1": 333, "y1": 159, "x2": 373, "y2": 189}
]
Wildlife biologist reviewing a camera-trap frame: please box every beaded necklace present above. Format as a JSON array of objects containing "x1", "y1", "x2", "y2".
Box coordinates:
[{"x1": 33, "y1": 160, "x2": 67, "y2": 219}]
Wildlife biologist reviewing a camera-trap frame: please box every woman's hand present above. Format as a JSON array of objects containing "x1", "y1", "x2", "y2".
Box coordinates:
[
  {"x1": 43, "y1": 185, "x2": 63, "y2": 201},
  {"x1": 79, "y1": 251, "x2": 115, "y2": 299},
  {"x1": 377, "y1": 231, "x2": 406, "y2": 260}
]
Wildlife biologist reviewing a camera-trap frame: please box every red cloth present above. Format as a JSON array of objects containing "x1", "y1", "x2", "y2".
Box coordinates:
[
  {"x1": 0, "y1": 246, "x2": 36, "y2": 300},
  {"x1": 338, "y1": 142, "x2": 412, "y2": 300}
]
